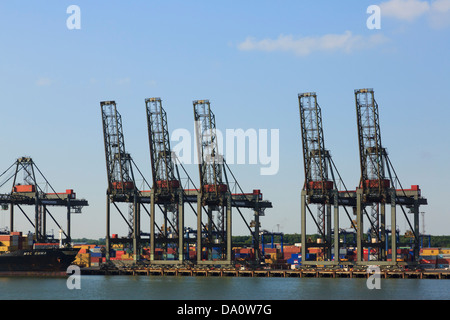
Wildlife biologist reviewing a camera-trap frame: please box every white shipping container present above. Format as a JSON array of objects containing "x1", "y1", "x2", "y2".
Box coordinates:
[{"x1": 369, "y1": 254, "x2": 378, "y2": 261}]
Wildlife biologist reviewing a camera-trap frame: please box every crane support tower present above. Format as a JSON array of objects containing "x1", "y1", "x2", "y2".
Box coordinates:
[
  {"x1": 193, "y1": 100, "x2": 232, "y2": 265},
  {"x1": 354, "y1": 88, "x2": 427, "y2": 265},
  {"x1": 146, "y1": 97, "x2": 185, "y2": 264},
  {"x1": 192, "y1": 100, "x2": 272, "y2": 266},
  {"x1": 101, "y1": 100, "x2": 143, "y2": 262},
  {"x1": 0, "y1": 157, "x2": 88, "y2": 245},
  {"x1": 298, "y1": 92, "x2": 356, "y2": 266}
]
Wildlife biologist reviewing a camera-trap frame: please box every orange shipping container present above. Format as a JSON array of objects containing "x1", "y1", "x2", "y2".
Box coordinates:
[{"x1": 13, "y1": 185, "x2": 35, "y2": 193}]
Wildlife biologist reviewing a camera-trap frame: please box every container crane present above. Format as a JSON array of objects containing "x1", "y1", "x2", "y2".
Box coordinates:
[
  {"x1": 101, "y1": 100, "x2": 144, "y2": 261},
  {"x1": 193, "y1": 100, "x2": 272, "y2": 265},
  {"x1": 193, "y1": 100, "x2": 232, "y2": 264},
  {"x1": 298, "y1": 92, "x2": 356, "y2": 266},
  {"x1": 354, "y1": 88, "x2": 427, "y2": 265},
  {"x1": 0, "y1": 157, "x2": 88, "y2": 245},
  {"x1": 146, "y1": 97, "x2": 185, "y2": 263}
]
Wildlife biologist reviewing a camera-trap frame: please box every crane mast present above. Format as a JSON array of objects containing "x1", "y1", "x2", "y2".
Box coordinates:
[
  {"x1": 356, "y1": 88, "x2": 389, "y2": 196},
  {"x1": 299, "y1": 92, "x2": 338, "y2": 262},
  {"x1": 146, "y1": 98, "x2": 184, "y2": 263},
  {"x1": 299, "y1": 92, "x2": 332, "y2": 230},
  {"x1": 101, "y1": 101, "x2": 136, "y2": 195},
  {"x1": 146, "y1": 98, "x2": 178, "y2": 191},
  {"x1": 193, "y1": 100, "x2": 232, "y2": 265},
  {"x1": 354, "y1": 88, "x2": 427, "y2": 264},
  {"x1": 194, "y1": 100, "x2": 225, "y2": 194},
  {"x1": 101, "y1": 101, "x2": 141, "y2": 261},
  {"x1": 355, "y1": 88, "x2": 390, "y2": 261}
]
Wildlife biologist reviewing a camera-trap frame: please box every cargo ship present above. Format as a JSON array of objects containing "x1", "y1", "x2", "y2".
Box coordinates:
[{"x1": 0, "y1": 231, "x2": 79, "y2": 275}]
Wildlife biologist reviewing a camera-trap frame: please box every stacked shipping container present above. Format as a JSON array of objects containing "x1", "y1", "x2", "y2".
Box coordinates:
[
  {"x1": 419, "y1": 248, "x2": 450, "y2": 269},
  {"x1": 0, "y1": 232, "x2": 33, "y2": 252},
  {"x1": 71, "y1": 244, "x2": 450, "y2": 270}
]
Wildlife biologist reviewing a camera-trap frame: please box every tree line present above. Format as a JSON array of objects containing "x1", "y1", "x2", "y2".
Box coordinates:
[{"x1": 72, "y1": 234, "x2": 450, "y2": 248}]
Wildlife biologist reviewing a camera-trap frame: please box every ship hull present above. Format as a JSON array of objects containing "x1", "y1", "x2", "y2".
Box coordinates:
[{"x1": 0, "y1": 248, "x2": 79, "y2": 275}]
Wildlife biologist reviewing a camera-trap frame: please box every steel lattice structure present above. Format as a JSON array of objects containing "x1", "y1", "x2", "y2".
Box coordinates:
[
  {"x1": 355, "y1": 88, "x2": 388, "y2": 260},
  {"x1": 146, "y1": 98, "x2": 185, "y2": 264},
  {"x1": 299, "y1": 93, "x2": 331, "y2": 235},
  {"x1": 299, "y1": 92, "x2": 357, "y2": 265},
  {"x1": 101, "y1": 101, "x2": 136, "y2": 194},
  {"x1": 101, "y1": 101, "x2": 142, "y2": 261},
  {"x1": 0, "y1": 157, "x2": 88, "y2": 245},
  {"x1": 354, "y1": 89, "x2": 427, "y2": 265},
  {"x1": 193, "y1": 100, "x2": 231, "y2": 264}
]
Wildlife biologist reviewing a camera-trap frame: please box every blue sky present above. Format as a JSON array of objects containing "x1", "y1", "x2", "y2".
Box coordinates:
[{"x1": 0, "y1": 1, "x2": 449, "y2": 239}]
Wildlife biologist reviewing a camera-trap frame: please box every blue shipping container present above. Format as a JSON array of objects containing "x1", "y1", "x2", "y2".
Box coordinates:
[{"x1": 90, "y1": 252, "x2": 103, "y2": 258}]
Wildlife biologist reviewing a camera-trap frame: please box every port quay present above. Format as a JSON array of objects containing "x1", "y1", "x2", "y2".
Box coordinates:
[{"x1": 80, "y1": 265, "x2": 450, "y2": 280}]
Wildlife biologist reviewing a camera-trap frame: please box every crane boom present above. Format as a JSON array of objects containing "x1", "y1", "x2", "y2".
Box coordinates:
[
  {"x1": 299, "y1": 92, "x2": 333, "y2": 194},
  {"x1": 101, "y1": 101, "x2": 136, "y2": 194},
  {"x1": 355, "y1": 88, "x2": 389, "y2": 195},
  {"x1": 146, "y1": 98, "x2": 179, "y2": 192},
  {"x1": 193, "y1": 100, "x2": 226, "y2": 195}
]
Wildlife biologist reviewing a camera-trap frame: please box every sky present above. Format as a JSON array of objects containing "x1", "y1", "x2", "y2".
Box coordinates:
[{"x1": 0, "y1": 0, "x2": 449, "y2": 239}]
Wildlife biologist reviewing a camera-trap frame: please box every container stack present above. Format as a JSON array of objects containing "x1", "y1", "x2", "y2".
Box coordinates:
[
  {"x1": 283, "y1": 245, "x2": 301, "y2": 260},
  {"x1": 234, "y1": 247, "x2": 255, "y2": 261},
  {"x1": 419, "y1": 248, "x2": 450, "y2": 269},
  {"x1": 0, "y1": 232, "x2": 33, "y2": 252},
  {"x1": 386, "y1": 248, "x2": 413, "y2": 262},
  {"x1": 89, "y1": 246, "x2": 104, "y2": 267}
]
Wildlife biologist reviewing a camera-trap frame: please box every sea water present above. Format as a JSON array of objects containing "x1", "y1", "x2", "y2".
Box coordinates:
[{"x1": 0, "y1": 275, "x2": 448, "y2": 300}]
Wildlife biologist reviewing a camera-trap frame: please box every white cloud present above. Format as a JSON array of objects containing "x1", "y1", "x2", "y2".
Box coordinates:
[
  {"x1": 432, "y1": 0, "x2": 450, "y2": 11},
  {"x1": 36, "y1": 77, "x2": 52, "y2": 86},
  {"x1": 379, "y1": 0, "x2": 450, "y2": 27},
  {"x1": 237, "y1": 31, "x2": 388, "y2": 57},
  {"x1": 429, "y1": 0, "x2": 450, "y2": 28},
  {"x1": 379, "y1": 0, "x2": 430, "y2": 21}
]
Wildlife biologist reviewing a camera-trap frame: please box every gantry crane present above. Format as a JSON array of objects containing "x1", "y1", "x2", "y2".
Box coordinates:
[
  {"x1": 101, "y1": 100, "x2": 144, "y2": 261},
  {"x1": 100, "y1": 98, "x2": 271, "y2": 266},
  {"x1": 355, "y1": 88, "x2": 389, "y2": 262},
  {"x1": 146, "y1": 97, "x2": 185, "y2": 264},
  {"x1": 193, "y1": 100, "x2": 232, "y2": 264},
  {"x1": 0, "y1": 157, "x2": 88, "y2": 245},
  {"x1": 298, "y1": 92, "x2": 356, "y2": 266},
  {"x1": 354, "y1": 88, "x2": 426, "y2": 265},
  {"x1": 193, "y1": 100, "x2": 272, "y2": 265}
]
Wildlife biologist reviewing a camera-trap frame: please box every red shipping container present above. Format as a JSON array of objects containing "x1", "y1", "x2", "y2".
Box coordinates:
[
  {"x1": 365, "y1": 179, "x2": 390, "y2": 189},
  {"x1": 203, "y1": 184, "x2": 228, "y2": 193},
  {"x1": 308, "y1": 181, "x2": 334, "y2": 190},
  {"x1": 156, "y1": 180, "x2": 180, "y2": 189},
  {"x1": 112, "y1": 181, "x2": 135, "y2": 190},
  {"x1": 13, "y1": 185, "x2": 35, "y2": 193},
  {"x1": 284, "y1": 246, "x2": 300, "y2": 253}
]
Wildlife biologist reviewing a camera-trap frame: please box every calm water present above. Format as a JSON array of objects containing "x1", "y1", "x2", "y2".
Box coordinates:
[{"x1": 0, "y1": 275, "x2": 448, "y2": 300}]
